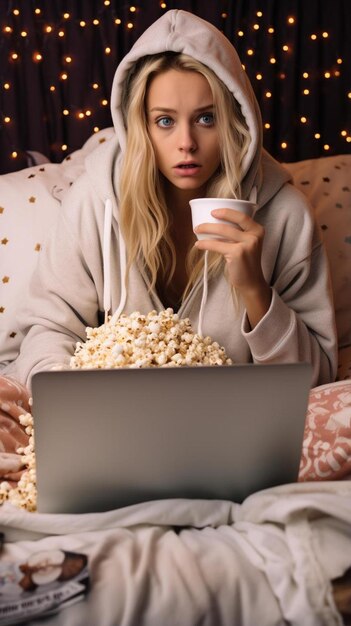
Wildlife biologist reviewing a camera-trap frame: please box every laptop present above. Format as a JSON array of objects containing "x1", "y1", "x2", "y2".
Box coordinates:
[{"x1": 31, "y1": 363, "x2": 312, "y2": 514}]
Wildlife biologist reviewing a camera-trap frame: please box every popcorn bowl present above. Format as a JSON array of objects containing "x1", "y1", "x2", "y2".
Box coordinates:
[{"x1": 190, "y1": 197, "x2": 256, "y2": 240}]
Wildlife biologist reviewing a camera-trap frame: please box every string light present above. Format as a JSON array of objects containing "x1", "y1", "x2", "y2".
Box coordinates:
[{"x1": 0, "y1": 3, "x2": 348, "y2": 171}]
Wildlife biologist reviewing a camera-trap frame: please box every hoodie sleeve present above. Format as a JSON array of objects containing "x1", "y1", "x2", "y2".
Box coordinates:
[
  {"x1": 240, "y1": 185, "x2": 338, "y2": 388},
  {"x1": 3, "y1": 175, "x2": 108, "y2": 389}
]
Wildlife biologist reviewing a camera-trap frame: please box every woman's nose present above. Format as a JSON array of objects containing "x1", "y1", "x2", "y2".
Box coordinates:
[{"x1": 178, "y1": 123, "x2": 197, "y2": 153}]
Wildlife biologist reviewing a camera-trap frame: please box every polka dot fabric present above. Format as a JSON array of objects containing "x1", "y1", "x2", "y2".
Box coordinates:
[
  {"x1": 0, "y1": 128, "x2": 114, "y2": 368},
  {"x1": 283, "y1": 155, "x2": 351, "y2": 362}
]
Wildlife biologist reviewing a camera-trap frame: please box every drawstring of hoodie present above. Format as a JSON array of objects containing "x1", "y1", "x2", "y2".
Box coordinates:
[
  {"x1": 197, "y1": 186, "x2": 258, "y2": 337},
  {"x1": 103, "y1": 198, "x2": 127, "y2": 325},
  {"x1": 103, "y1": 188, "x2": 258, "y2": 335}
]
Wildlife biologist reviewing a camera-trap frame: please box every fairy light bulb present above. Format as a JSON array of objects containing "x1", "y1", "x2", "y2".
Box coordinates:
[{"x1": 1, "y1": 2, "x2": 348, "y2": 171}]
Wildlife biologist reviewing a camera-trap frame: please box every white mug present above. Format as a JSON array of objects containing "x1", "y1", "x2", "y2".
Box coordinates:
[{"x1": 190, "y1": 198, "x2": 256, "y2": 240}]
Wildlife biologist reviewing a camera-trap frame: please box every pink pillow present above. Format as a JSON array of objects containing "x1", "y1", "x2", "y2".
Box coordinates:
[{"x1": 299, "y1": 380, "x2": 351, "y2": 481}]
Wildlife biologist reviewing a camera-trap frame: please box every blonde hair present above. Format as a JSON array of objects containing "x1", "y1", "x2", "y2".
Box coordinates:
[{"x1": 119, "y1": 52, "x2": 251, "y2": 298}]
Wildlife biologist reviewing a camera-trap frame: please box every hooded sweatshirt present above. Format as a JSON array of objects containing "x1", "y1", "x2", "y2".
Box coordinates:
[{"x1": 6, "y1": 10, "x2": 337, "y2": 388}]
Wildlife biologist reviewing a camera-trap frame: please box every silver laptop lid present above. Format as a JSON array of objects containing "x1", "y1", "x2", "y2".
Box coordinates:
[{"x1": 32, "y1": 363, "x2": 312, "y2": 514}]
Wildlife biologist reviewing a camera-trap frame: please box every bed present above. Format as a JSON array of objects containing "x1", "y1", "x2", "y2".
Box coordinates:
[{"x1": 0, "y1": 130, "x2": 350, "y2": 625}]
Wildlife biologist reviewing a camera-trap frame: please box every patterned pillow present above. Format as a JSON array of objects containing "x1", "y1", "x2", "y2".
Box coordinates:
[
  {"x1": 299, "y1": 379, "x2": 351, "y2": 481},
  {"x1": 283, "y1": 155, "x2": 351, "y2": 352},
  {"x1": 0, "y1": 128, "x2": 114, "y2": 368}
]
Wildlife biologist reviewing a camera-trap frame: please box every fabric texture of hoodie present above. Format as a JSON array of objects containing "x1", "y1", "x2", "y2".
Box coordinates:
[{"x1": 5, "y1": 10, "x2": 337, "y2": 388}]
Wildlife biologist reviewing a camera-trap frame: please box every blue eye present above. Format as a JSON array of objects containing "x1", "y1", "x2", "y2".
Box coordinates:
[
  {"x1": 198, "y1": 113, "x2": 215, "y2": 126},
  {"x1": 156, "y1": 117, "x2": 174, "y2": 128}
]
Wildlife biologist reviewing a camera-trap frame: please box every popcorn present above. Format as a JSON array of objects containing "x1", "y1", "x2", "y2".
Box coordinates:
[
  {"x1": 0, "y1": 411, "x2": 36, "y2": 512},
  {"x1": 70, "y1": 308, "x2": 232, "y2": 369},
  {"x1": 1, "y1": 309, "x2": 232, "y2": 511}
]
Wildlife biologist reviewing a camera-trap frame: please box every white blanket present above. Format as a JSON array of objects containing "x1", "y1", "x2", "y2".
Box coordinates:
[{"x1": 0, "y1": 482, "x2": 350, "y2": 626}]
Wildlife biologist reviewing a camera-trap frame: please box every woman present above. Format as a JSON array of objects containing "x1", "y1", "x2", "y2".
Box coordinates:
[{"x1": 1, "y1": 10, "x2": 337, "y2": 475}]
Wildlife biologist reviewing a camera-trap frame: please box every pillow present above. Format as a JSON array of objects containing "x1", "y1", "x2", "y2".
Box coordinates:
[
  {"x1": 299, "y1": 379, "x2": 351, "y2": 481},
  {"x1": 0, "y1": 128, "x2": 114, "y2": 368},
  {"x1": 283, "y1": 155, "x2": 351, "y2": 351}
]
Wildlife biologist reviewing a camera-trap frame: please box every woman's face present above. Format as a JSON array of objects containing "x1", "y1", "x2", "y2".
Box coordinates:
[{"x1": 146, "y1": 69, "x2": 221, "y2": 199}]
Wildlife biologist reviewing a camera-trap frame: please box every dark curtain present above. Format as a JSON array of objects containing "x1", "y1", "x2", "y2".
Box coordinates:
[{"x1": 0, "y1": 0, "x2": 350, "y2": 173}]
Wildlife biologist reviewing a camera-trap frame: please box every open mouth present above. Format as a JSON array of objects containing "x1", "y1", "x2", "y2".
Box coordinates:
[{"x1": 177, "y1": 163, "x2": 199, "y2": 168}]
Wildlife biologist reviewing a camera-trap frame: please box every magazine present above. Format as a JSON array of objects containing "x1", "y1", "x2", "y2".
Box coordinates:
[{"x1": 0, "y1": 548, "x2": 89, "y2": 625}]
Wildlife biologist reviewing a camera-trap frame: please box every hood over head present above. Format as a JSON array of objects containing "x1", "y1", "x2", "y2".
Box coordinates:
[{"x1": 84, "y1": 10, "x2": 291, "y2": 326}]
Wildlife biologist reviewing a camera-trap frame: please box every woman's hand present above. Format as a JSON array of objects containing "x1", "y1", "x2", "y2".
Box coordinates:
[
  {"x1": 0, "y1": 376, "x2": 31, "y2": 485},
  {"x1": 194, "y1": 208, "x2": 272, "y2": 329}
]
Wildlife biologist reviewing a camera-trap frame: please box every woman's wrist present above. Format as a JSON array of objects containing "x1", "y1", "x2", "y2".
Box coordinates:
[{"x1": 240, "y1": 283, "x2": 272, "y2": 330}]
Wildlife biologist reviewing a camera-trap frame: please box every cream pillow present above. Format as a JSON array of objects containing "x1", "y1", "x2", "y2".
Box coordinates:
[
  {"x1": 283, "y1": 155, "x2": 351, "y2": 351},
  {"x1": 0, "y1": 128, "x2": 114, "y2": 368}
]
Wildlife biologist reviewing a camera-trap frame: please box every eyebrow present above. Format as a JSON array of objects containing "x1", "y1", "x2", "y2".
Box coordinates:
[{"x1": 148, "y1": 104, "x2": 215, "y2": 113}]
